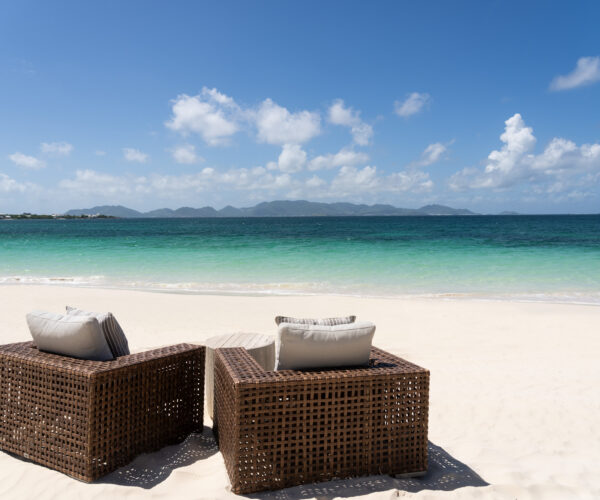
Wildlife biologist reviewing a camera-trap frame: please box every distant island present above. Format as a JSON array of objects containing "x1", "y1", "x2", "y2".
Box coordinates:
[
  {"x1": 0, "y1": 213, "x2": 114, "y2": 220},
  {"x1": 65, "y1": 201, "x2": 479, "y2": 218}
]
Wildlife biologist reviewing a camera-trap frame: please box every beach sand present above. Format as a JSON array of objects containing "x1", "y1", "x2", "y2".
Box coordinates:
[{"x1": 0, "y1": 285, "x2": 598, "y2": 499}]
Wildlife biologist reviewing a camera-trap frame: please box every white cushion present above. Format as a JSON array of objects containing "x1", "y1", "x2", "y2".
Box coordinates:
[
  {"x1": 26, "y1": 310, "x2": 114, "y2": 361},
  {"x1": 66, "y1": 306, "x2": 130, "y2": 357},
  {"x1": 276, "y1": 321, "x2": 375, "y2": 370}
]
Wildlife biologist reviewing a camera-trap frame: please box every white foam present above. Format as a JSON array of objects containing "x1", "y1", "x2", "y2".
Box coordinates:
[
  {"x1": 0, "y1": 275, "x2": 106, "y2": 285},
  {"x1": 1, "y1": 275, "x2": 598, "y2": 305}
]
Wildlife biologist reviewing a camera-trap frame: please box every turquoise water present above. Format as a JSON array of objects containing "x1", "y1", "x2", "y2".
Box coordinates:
[{"x1": 0, "y1": 216, "x2": 599, "y2": 303}]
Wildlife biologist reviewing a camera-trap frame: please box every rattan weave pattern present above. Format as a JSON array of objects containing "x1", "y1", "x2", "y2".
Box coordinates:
[
  {"x1": 0, "y1": 341, "x2": 204, "y2": 481},
  {"x1": 213, "y1": 346, "x2": 429, "y2": 494}
]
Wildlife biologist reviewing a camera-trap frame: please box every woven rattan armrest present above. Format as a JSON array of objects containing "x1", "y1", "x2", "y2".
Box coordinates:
[
  {"x1": 215, "y1": 345, "x2": 429, "y2": 384},
  {"x1": 0, "y1": 341, "x2": 201, "y2": 376}
]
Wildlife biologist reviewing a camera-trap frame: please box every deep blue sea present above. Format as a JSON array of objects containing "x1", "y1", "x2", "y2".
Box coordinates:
[{"x1": 1, "y1": 215, "x2": 599, "y2": 303}]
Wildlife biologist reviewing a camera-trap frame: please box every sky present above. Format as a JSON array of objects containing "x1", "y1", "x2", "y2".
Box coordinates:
[{"x1": 1, "y1": 0, "x2": 599, "y2": 214}]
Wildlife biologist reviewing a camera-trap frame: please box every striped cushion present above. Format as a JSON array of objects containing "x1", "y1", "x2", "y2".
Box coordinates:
[
  {"x1": 275, "y1": 315, "x2": 356, "y2": 326},
  {"x1": 66, "y1": 306, "x2": 130, "y2": 358}
]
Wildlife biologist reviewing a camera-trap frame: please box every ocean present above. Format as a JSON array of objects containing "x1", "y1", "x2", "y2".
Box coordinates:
[{"x1": 1, "y1": 215, "x2": 598, "y2": 304}]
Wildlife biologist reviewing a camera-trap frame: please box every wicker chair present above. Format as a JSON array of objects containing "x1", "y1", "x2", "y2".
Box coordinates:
[
  {"x1": 0, "y1": 341, "x2": 204, "y2": 481},
  {"x1": 213, "y1": 346, "x2": 429, "y2": 494}
]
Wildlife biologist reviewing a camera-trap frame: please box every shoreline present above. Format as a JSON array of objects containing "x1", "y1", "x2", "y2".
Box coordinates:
[
  {"x1": 1, "y1": 281, "x2": 599, "y2": 307},
  {"x1": 0, "y1": 277, "x2": 600, "y2": 307}
]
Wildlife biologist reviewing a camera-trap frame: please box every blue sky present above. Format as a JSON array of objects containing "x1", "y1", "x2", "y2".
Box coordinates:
[{"x1": 1, "y1": 1, "x2": 599, "y2": 214}]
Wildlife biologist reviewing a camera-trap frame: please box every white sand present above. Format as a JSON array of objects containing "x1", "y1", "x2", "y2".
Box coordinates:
[{"x1": 0, "y1": 285, "x2": 598, "y2": 500}]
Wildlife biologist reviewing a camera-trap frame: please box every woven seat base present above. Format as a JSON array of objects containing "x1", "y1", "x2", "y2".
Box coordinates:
[
  {"x1": 0, "y1": 341, "x2": 204, "y2": 481},
  {"x1": 214, "y1": 346, "x2": 429, "y2": 494}
]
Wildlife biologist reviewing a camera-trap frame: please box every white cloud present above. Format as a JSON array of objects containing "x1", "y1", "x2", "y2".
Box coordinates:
[
  {"x1": 41, "y1": 141, "x2": 73, "y2": 156},
  {"x1": 387, "y1": 170, "x2": 433, "y2": 193},
  {"x1": 273, "y1": 173, "x2": 292, "y2": 188},
  {"x1": 530, "y1": 138, "x2": 600, "y2": 177},
  {"x1": 58, "y1": 165, "x2": 299, "y2": 202},
  {"x1": 328, "y1": 99, "x2": 373, "y2": 145},
  {"x1": 394, "y1": 92, "x2": 431, "y2": 117},
  {"x1": 9, "y1": 152, "x2": 45, "y2": 170},
  {"x1": 146, "y1": 169, "x2": 216, "y2": 193},
  {"x1": 277, "y1": 144, "x2": 307, "y2": 173},
  {"x1": 448, "y1": 167, "x2": 479, "y2": 191},
  {"x1": 329, "y1": 165, "x2": 433, "y2": 197},
  {"x1": 306, "y1": 175, "x2": 325, "y2": 188},
  {"x1": 254, "y1": 99, "x2": 320, "y2": 145},
  {"x1": 308, "y1": 148, "x2": 369, "y2": 171},
  {"x1": 328, "y1": 100, "x2": 355, "y2": 126},
  {"x1": 550, "y1": 56, "x2": 600, "y2": 91},
  {"x1": 166, "y1": 88, "x2": 240, "y2": 145},
  {"x1": 449, "y1": 113, "x2": 600, "y2": 194},
  {"x1": 123, "y1": 148, "x2": 149, "y2": 163},
  {"x1": 331, "y1": 165, "x2": 380, "y2": 193},
  {"x1": 171, "y1": 144, "x2": 201, "y2": 164},
  {"x1": 56, "y1": 155, "x2": 439, "y2": 208},
  {"x1": 0, "y1": 173, "x2": 32, "y2": 193},
  {"x1": 450, "y1": 113, "x2": 536, "y2": 190},
  {"x1": 95, "y1": 150, "x2": 107, "y2": 156},
  {"x1": 60, "y1": 169, "x2": 143, "y2": 196},
  {"x1": 166, "y1": 88, "x2": 323, "y2": 147},
  {"x1": 412, "y1": 142, "x2": 449, "y2": 167},
  {"x1": 201, "y1": 87, "x2": 237, "y2": 106},
  {"x1": 60, "y1": 169, "x2": 214, "y2": 199}
]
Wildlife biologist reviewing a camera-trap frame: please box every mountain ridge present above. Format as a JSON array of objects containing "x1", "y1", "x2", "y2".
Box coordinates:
[{"x1": 65, "y1": 200, "x2": 479, "y2": 218}]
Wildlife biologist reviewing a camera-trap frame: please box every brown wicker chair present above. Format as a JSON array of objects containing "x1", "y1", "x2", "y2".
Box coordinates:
[
  {"x1": 213, "y1": 346, "x2": 429, "y2": 494},
  {"x1": 0, "y1": 341, "x2": 204, "y2": 481}
]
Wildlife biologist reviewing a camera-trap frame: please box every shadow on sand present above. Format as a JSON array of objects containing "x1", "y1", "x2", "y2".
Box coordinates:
[
  {"x1": 247, "y1": 442, "x2": 488, "y2": 499},
  {"x1": 100, "y1": 431, "x2": 487, "y2": 497},
  {"x1": 99, "y1": 427, "x2": 219, "y2": 488}
]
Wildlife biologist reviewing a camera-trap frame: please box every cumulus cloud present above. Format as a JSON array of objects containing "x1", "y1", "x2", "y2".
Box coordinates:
[
  {"x1": 166, "y1": 87, "x2": 324, "y2": 148},
  {"x1": 329, "y1": 165, "x2": 433, "y2": 197},
  {"x1": 58, "y1": 165, "x2": 300, "y2": 202},
  {"x1": 166, "y1": 87, "x2": 240, "y2": 145},
  {"x1": 254, "y1": 99, "x2": 321, "y2": 145},
  {"x1": 171, "y1": 144, "x2": 201, "y2": 164},
  {"x1": 144, "y1": 168, "x2": 216, "y2": 193},
  {"x1": 306, "y1": 175, "x2": 326, "y2": 188},
  {"x1": 450, "y1": 113, "x2": 536, "y2": 190},
  {"x1": 41, "y1": 141, "x2": 73, "y2": 156},
  {"x1": 0, "y1": 173, "x2": 32, "y2": 193},
  {"x1": 331, "y1": 165, "x2": 379, "y2": 193},
  {"x1": 412, "y1": 142, "x2": 450, "y2": 167},
  {"x1": 59, "y1": 168, "x2": 220, "y2": 199},
  {"x1": 308, "y1": 148, "x2": 369, "y2": 171},
  {"x1": 55, "y1": 153, "x2": 439, "y2": 208},
  {"x1": 394, "y1": 92, "x2": 431, "y2": 117},
  {"x1": 9, "y1": 152, "x2": 45, "y2": 170},
  {"x1": 550, "y1": 56, "x2": 600, "y2": 91},
  {"x1": 307, "y1": 142, "x2": 439, "y2": 198},
  {"x1": 60, "y1": 169, "x2": 142, "y2": 196},
  {"x1": 449, "y1": 113, "x2": 600, "y2": 194},
  {"x1": 277, "y1": 144, "x2": 307, "y2": 173},
  {"x1": 387, "y1": 170, "x2": 433, "y2": 193},
  {"x1": 328, "y1": 99, "x2": 373, "y2": 145},
  {"x1": 530, "y1": 138, "x2": 600, "y2": 174},
  {"x1": 123, "y1": 148, "x2": 149, "y2": 163}
]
